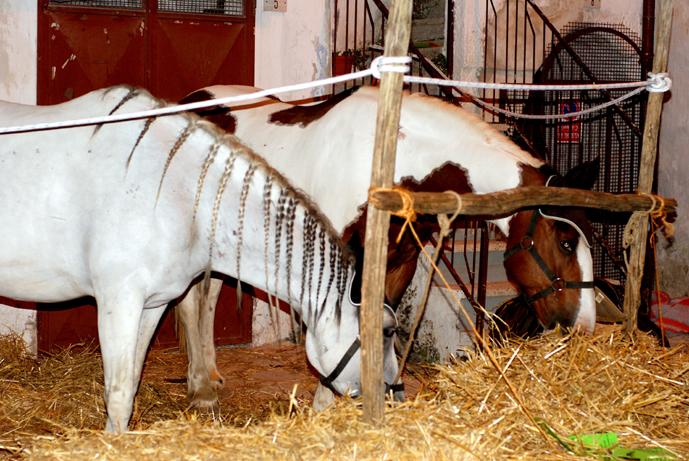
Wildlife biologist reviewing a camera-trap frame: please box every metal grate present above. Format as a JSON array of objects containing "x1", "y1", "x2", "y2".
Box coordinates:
[
  {"x1": 158, "y1": 0, "x2": 244, "y2": 15},
  {"x1": 49, "y1": 0, "x2": 143, "y2": 7},
  {"x1": 512, "y1": 23, "x2": 644, "y2": 281}
]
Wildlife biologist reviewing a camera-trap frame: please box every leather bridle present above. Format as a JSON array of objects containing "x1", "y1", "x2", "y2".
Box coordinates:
[{"x1": 503, "y1": 210, "x2": 594, "y2": 306}]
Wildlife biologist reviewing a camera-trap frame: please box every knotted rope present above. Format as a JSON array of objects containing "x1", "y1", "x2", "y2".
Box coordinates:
[
  {"x1": 623, "y1": 193, "x2": 675, "y2": 263},
  {"x1": 622, "y1": 193, "x2": 674, "y2": 346},
  {"x1": 368, "y1": 186, "x2": 419, "y2": 244}
]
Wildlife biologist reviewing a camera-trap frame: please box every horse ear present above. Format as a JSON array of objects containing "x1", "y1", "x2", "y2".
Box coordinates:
[{"x1": 562, "y1": 158, "x2": 600, "y2": 190}]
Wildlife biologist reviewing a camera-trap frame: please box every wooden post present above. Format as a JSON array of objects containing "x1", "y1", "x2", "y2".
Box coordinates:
[
  {"x1": 360, "y1": 0, "x2": 412, "y2": 424},
  {"x1": 623, "y1": 0, "x2": 673, "y2": 334}
]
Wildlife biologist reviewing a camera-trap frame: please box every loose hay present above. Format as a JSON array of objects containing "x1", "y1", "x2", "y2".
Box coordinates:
[{"x1": 1, "y1": 325, "x2": 688, "y2": 460}]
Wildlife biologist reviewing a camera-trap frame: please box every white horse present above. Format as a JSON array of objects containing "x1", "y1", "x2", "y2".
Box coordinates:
[
  {"x1": 177, "y1": 84, "x2": 599, "y2": 409},
  {"x1": 0, "y1": 86, "x2": 400, "y2": 432}
]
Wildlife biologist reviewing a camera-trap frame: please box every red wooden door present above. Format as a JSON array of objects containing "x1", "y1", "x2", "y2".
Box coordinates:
[
  {"x1": 150, "y1": 7, "x2": 254, "y2": 100},
  {"x1": 35, "y1": 0, "x2": 255, "y2": 351},
  {"x1": 36, "y1": 279, "x2": 253, "y2": 352}
]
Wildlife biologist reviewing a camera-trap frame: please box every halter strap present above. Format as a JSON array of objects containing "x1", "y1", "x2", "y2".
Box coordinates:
[
  {"x1": 317, "y1": 290, "x2": 405, "y2": 397},
  {"x1": 504, "y1": 210, "x2": 594, "y2": 306},
  {"x1": 317, "y1": 335, "x2": 405, "y2": 396},
  {"x1": 319, "y1": 336, "x2": 361, "y2": 390}
]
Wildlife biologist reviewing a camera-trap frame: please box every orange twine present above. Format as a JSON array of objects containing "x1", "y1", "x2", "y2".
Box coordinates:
[
  {"x1": 623, "y1": 192, "x2": 673, "y2": 345},
  {"x1": 645, "y1": 193, "x2": 675, "y2": 241},
  {"x1": 391, "y1": 187, "x2": 418, "y2": 244},
  {"x1": 369, "y1": 186, "x2": 419, "y2": 243},
  {"x1": 640, "y1": 193, "x2": 673, "y2": 346}
]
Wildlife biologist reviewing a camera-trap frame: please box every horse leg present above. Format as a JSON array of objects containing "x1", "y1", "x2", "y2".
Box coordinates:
[
  {"x1": 199, "y1": 278, "x2": 224, "y2": 388},
  {"x1": 96, "y1": 290, "x2": 149, "y2": 433},
  {"x1": 177, "y1": 283, "x2": 219, "y2": 410}
]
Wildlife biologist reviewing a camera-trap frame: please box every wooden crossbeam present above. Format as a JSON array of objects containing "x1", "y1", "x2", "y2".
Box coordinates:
[{"x1": 369, "y1": 187, "x2": 677, "y2": 217}]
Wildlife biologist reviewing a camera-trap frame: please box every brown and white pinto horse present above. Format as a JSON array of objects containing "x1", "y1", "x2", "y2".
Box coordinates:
[{"x1": 176, "y1": 85, "x2": 598, "y2": 409}]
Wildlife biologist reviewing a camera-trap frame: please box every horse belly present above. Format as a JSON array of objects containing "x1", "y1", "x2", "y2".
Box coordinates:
[
  {"x1": 0, "y1": 135, "x2": 101, "y2": 302},
  {"x1": 0, "y1": 210, "x2": 91, "y2": 301}
]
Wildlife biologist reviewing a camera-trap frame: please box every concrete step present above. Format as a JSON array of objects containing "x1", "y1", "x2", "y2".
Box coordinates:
[
  {"x1": 436, "y1": 280, "x2": 517, "y2": 311},
  {"x1": 436, "y1": 239, "x2": 507, "y2": 287}
]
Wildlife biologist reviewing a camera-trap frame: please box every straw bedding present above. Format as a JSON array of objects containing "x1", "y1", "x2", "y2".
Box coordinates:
[{"x1": 1, "y1": 324, "x2": 687, "y2": 460}]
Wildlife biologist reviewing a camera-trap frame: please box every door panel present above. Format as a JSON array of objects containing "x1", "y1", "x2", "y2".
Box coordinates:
[
  {"x1": 36, "y1": 280, "x2": 253, "y2": 352},
  {"x1": 150, "y1": 17, "x2": 253, "y2": 100},
  {"x1": 38, "y1": 8, "x2": 146, "y2": 104},
  {"x1": 36, "y1": 0, "x2": 255, "y2": 350}
]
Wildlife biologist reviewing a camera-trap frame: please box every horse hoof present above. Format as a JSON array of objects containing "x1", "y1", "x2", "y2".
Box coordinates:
[
  {"x1": 209, "y1": 369, "x2": 225, "y2": 389},
  {"x1": 189, "y1": 395, "x2": 220, "y2": 414},
  {"x1": 188, "y1": 387, "x2": 220, "y2": 414}
]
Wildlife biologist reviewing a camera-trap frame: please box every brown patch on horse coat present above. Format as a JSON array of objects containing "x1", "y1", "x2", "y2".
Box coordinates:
[
  {"x1": 268, "y1": 87, "x2": 359, "y2": 127},
  {"x1": 179, "y1": 90, "x2": 237, "y2": 134},
  {"x1": 344, "y1": 163, "x2": 473, "y2": 307}
]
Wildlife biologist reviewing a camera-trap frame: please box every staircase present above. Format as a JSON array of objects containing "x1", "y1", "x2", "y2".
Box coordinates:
[
  {"x1": 411, "y1": 0, "x2": 446, "y2": 68},
  {"x1": 334, "y1": 0, "x2": 519, "y2": 361}
]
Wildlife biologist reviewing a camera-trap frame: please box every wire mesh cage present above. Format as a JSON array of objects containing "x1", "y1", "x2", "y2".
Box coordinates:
[
  {"x1": 157, "y1": 0, "x2": 244, "y2": 15},
  {"x1": 48, "y1": 0, "x2": 245, "y2": 15},
  {"x1": 48, "y1": 0, "x2": 143, "y2": 8},
  {"x1": 512, "y1": 22, "x2": 645, "y2": 281}
]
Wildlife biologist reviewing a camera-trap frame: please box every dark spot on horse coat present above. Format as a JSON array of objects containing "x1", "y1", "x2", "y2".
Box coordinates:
[
  {"x1": 268, "y1": 86, "x2": 360, "y2": 127},
  {"x1": 179, "y1": 90, "x2": 237, "y2": 134}
]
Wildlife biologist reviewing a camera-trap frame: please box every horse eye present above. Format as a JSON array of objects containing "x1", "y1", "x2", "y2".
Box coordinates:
[{"x1": 559, "y1": 239, "x2": 576, "y2": 254}]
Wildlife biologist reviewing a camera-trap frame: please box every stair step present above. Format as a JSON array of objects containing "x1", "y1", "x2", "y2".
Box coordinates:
[
  {"x1": 432, "y1": 281, "x2": 517, "y2": 311},
  {"x1": 412, "y1": 17, "x2": 445, "y2": 42},
  {"x1": 491, "y1": 123, "x2": 511, "y2": 133},
  {"x1": 443, "y1": 239, "x2": 506, "y2": 253},
  {"x1": 439, "y1": 280, "x2": 516, "y2": 297}
]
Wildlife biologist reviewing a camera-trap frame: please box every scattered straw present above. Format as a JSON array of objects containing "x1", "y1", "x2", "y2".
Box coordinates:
[{"x1": 1, "y1": 325, "x2": 688, "y2": 460}]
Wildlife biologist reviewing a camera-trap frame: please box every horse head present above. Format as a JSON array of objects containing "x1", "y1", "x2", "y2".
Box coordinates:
[
  {"x1": 503, "y1": 159, "x2": 599, "y2": 333},
  {"x1": 304, "y1": 272, "x2": 403, "y2": 400}
]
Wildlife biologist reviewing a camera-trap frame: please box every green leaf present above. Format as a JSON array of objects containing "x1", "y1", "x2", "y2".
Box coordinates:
[
  {"x1": 609, "y1": 447, "x2": 676, "y2": 461},
  {"x1": 568, "y1": 432, "x2": 618, "y2": 449}
]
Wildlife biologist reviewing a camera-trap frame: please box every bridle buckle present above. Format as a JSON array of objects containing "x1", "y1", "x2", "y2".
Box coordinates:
[
  {"x1": 519, "y1": 236, "x2": 534, "y2": 250},
  {"x1": 551, "y1": 277, "x2": 566, "y2": 292}
]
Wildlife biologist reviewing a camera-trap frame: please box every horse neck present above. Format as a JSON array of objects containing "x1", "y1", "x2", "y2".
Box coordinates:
[{"x1": 203, "y1": 139, "x2": 353, "y2": 329}]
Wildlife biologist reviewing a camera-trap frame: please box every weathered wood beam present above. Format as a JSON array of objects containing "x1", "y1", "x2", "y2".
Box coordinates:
[
  {"x1": 623, "y1": 0, "x2": 673, "y2": 335},
  {"x1": 369, "y1": 187, "x2": 677, "y2": 217},
  {"x1": 360, "y1": 0, "x2": 412, "y2": 424}
]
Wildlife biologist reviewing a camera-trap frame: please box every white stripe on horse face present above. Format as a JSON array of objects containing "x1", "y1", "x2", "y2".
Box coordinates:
[{"x1": 573, "y1": 238, "x2": 596, "y2": 334}]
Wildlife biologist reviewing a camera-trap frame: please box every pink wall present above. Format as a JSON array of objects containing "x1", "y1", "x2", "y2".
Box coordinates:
[{"x1": 658, "y1": 2, "x2": 689, "y2": 297}]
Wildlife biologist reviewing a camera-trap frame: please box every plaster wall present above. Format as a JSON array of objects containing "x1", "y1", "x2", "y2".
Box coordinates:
[
  {"x1": 254, "y1": 2, "x2": 332, "y2": 100},
  {"x1": 657, "y1": 2, "x2": 689, "y2": 297},
  {"x1": 0, "y1": 0, "x2": 38, "y2": 354},
  {"x1": 453, "y1": 0, "x2": 643, "y2": 85},
  {"x1": 251, "y1": 299, "x2": 292, "y2": 347},
  {"x1": 0, "y1": 1, "x2": 37, "y2": 104}
]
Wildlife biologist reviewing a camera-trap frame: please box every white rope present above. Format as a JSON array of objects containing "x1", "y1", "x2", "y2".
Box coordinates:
[
  {"x1": 470, "y1": 86, "x2": 646, "y2": 120},
  {"x1": 401, "y1": 72, "x2": 671, "y2": 93},
  {"x1": 646, "y1": 72, "x2": 672, "y2": 92},
  {"x1": 370, "y1": 55, "x2": 412, "y2": 79},
  {"x1": 0, "y1": 54, "x2": 671, "y2": 135},
  {"x1": 0, "y1": 68, "x2": 374, "y2": 134}
]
